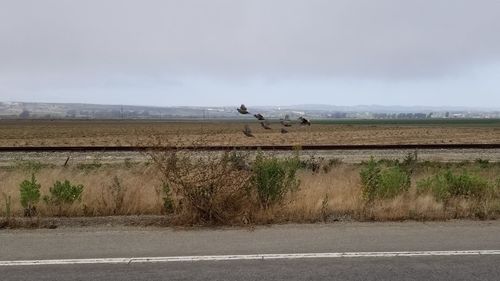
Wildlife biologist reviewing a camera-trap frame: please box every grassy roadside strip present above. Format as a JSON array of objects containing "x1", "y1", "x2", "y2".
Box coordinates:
[{"x1": 1, "y1": 153, "x2": 499, "y2": 228}]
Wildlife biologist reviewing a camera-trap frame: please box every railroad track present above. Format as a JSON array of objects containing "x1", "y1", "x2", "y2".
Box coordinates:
[{"x1": 0, "y1": 143, "x2": 499, "y2": 152}]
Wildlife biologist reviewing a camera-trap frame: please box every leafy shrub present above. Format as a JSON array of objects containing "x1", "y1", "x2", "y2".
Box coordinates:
[
  {"x1": 152, "y1": 151, "x2": 253, "y2": 225},
  {"x1": 252, "y1": 154, "x2": 300, "y2": 209},
  {"x1": 360, "y1": 158, "x2": 382, "y2": 201},
  {"x1": 19, "y1": 174, "x2": 41, "y2": 217},
  {"x1": 43, "y1": 180, "x2": 84, "y2": 215},
  {"x1": 360, "y1": 158, "x2": 411, "y2": 201},
  {"x1": 417, "y1": 170, "x2": 492, "y2": 201},
  {"x1": 378, "y1": 166, "x2": 411, "y2": 198}
]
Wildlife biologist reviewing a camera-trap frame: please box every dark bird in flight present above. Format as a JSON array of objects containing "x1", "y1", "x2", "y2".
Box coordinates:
[
  {"x1": 260, "y1": 121, "x2": 272, "y2": 130},
  {"x1": 281, "y1": 128, "x2": 289, "y2": 134},
  {"x1": 243, "y1": 125, "x2": 255, "y2": 137},
  {"x1": 298, "y1": 116, "x2": 311, "y2": 126},
  {"x1": 254, "y1": 113, "x2": 265, "y2": 121},
  {"x1": 237, "y1": 104, "x2": 250, "y2": 115}
]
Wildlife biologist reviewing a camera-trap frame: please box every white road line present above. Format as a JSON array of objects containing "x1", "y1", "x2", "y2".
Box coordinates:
[{"x1": 1, "y1": 250, "x2": 499, "y2": 267}]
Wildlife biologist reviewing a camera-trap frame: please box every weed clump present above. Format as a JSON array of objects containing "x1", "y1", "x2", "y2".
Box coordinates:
[
  {"x1": 19, "y1": 174, "x2": 41, "y2": 217},
  {"x1": 106, "y1": 176, "x2": 128, "y2": 215},
  {"x1": 156, "y1": 182, "x2": 175, "y2": 214},
  {"x1": 475, "y1": 158, "x2": 490, "y2": 169},
  {"x1": 417, "y1": 170, "x2": 493, "y2": 201},
  {"x1": 252, "y1": 154, "x2": 300, "y2": 209},
  {"x1": 152, "y1": 151, "x2": 253, "y2": 225},
  {"x1": 298, "y1": 155, "x2": 342, "y2": 174},
  {"x1": 360, "y1": 157, "x2": 411, "y2": 201},
  {"x1": 76, "y1": 163, "x2": 102, "y2": 173},
  {"x1": 150, "y1": 149, "x2": 302, "y2": 224},
  {"x1": 378, "y1": 166, "x2": 411, "y2": 198},
  {"x1": 43, "y1": 180, "x2": 84, "y2": 216}
]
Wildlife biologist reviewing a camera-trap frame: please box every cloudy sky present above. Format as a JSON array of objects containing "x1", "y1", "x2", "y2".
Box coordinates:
[{"x1": 1, "y1": 0, "x2": 499, "y2": 107}]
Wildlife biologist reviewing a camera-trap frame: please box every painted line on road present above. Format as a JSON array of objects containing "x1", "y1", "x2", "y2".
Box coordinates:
[{"x1": 1, "y1": 250, "x2": 500, "y2": 266}]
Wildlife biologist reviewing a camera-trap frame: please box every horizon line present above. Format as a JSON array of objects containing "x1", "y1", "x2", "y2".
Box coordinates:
[{"x1": 2, "y1": 100, "x2": 500, "y2": 111}]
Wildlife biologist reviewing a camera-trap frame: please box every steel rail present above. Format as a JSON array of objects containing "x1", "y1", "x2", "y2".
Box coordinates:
[{"x1": 0, "y1": 143, "x2": 499, "y2": 152}]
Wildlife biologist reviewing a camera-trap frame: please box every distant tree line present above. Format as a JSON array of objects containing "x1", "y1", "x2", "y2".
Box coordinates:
[{"x1": 372, "y1": 113, "x2": 430, "y2": 119}]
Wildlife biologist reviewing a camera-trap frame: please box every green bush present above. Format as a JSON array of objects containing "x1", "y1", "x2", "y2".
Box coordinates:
[
  {"x1": 360, "y1": 158, "x2": 411, "y2": 201},
  {"x1": 252, "y1": 154, "x2": 300, "y2": 209},
  {"x1": 43, "y1": 180, "x2": 84, "y2": 216},
  {"x1": 19, "y1": 174, "x2": 41, "y2": 217},
  {"x1": 378, "y1": 166, "x2": 411, "y2": 198},
  {"x1": 44, "y1": 180, "x2": 84, "y2": 206},
  {"x1": 360, "y1": 158, "x2": 382, "y2": 201},
  {"x1": 417, "y1": 170, "x2": 492, "y2": 201}
]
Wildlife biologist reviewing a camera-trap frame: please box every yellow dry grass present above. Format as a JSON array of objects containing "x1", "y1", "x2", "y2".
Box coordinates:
[
  {"x1": 0, "y1": 165, "x2": 161, "y2": 217},
  {"x1": 1, "y1": 163, "x2": 498, "y2": 222}
]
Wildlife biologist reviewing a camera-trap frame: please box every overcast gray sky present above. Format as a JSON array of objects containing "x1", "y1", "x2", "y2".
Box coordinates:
[{"x1": 1, "y1": 0, "x2": 499, "y2": 107}]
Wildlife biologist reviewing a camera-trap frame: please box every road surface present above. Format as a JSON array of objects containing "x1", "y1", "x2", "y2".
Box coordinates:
[{"x1": 1, "y1": 221, "x2": 499, "y2": 280}]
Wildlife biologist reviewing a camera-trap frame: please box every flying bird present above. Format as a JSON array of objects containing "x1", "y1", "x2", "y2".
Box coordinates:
[
  {"x1": 237, "y1": 104, "x2": 250, "y2": 115},
  {"x1": 254, "y1": 113, "x2": 265, "y2": 121},
  {"x1": 298, "y1": 116, "x2": 311, "y2": 126},
  {"x1": 243, "y1": 125, "x2": 255, "y2": 137},
  {"x1": 260, "y1": 121, "x2": 272, "y2": 130}
]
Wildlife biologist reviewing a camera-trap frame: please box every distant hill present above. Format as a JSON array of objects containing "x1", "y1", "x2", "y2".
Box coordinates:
[{"x1": 0, "y1": 101, "x2": 498, "y2": 119}]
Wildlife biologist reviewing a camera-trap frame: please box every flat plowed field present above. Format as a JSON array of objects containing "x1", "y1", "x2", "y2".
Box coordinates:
[{"x1": 1, "y1": 119, "x2": 499, "y2": 147}]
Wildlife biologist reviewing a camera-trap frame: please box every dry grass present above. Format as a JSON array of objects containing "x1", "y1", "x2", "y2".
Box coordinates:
[
  {"x1": 1, "y1": 120, "x2": 499, "y2": 147},
  {"x1": 283, "y1": 167, "x2": 362, "y2": 222},
  {"x1": 1, "y1": 161, "x2": 498, "y2": 224},
  {"x1": 0, "y1": 164, "x2": 161, "y2": 217}
]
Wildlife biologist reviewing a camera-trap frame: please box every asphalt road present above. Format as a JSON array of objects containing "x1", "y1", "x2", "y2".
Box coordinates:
[{"x1": 1, "y1": 221, "x2": 499, "y2": 280}]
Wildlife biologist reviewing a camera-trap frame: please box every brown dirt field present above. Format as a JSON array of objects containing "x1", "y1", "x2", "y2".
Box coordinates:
[{"x1": 0, "y1": 120, "x2": 499, "y2": 147}]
